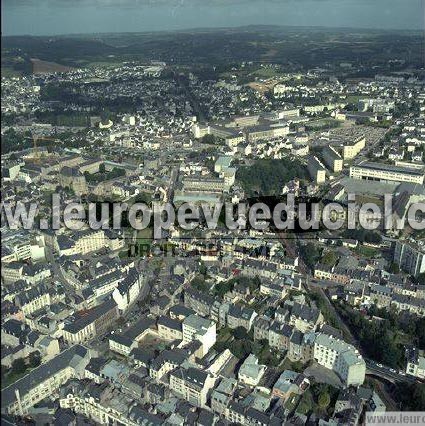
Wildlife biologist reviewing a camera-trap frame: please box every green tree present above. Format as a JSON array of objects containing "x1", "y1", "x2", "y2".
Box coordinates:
[
  {"x1": 389, "y1": 262, "x2": 400, "y2": 274},
  {"x1": 232, "y1": 326, "x2": 249, "y2": 340},
  {"x1": 214, "y1": 280, "x2": 234, "y2": 298},
  {"x1": 11, "y1": 358, "x2": 26, "y2": 374},
  {"x1": 190, "y1": 275, "x2": 209, "y2": 293},
  {"x1": 199, "y1": 262, "x2": 207, "y2": 276},
  {"x1": 230, "y1": 339, "x2": 252, "y2": 359},
  {"x1": 318, "y1": 392, "x2": 330, "y2": 410},
  {"x1": 301, "y1": 243, "x2": 321, "y2": 271},
  {"x1": 417, "y1": 273, "x2": 425, "y2": 286},
  {"x1": 201, "y1": 134, "x2": 216, "y2": 145},
  {"x1": 28, "y1": 351, "x2": 41, "y2": 368},
  {"x1": 236, "y1": 158, "x2": 307, "y2": 196}
]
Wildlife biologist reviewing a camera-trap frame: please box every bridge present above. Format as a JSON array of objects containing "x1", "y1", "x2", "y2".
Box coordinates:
[{"x1": 365, "y1": 359, "x2": 418, "y2": 384}]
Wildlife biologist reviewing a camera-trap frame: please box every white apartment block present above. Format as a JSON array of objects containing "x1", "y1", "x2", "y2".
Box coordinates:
[
  {"x1": 74, "y1": 230, "x2": 106, "y2": 255},
  {"x1": 341, "y1": 136, "x2": 365, "y2": 160},
  {"x1": 182, "y1": 314, "x2": 216, "y2": 357},
  {"x1": 322, "y1": 145, "x2": 343, "y2": 173},
  {"x1": 308, "y1": 156, "x2": 327, "y2": 184},
  {"x1": 22, "y1": 292, "x2": 51, "y2": 316},
  {"x1": 112, "y1": 268, "x2": 145, "y2": 312},
  {"x1": 238, "y1": 354, "x2": 266, "y2": 387},
  {"x1": 313, "y1": 333, "x2": 366, "y2": 387},
  {"x1": 406, "y1": 355, "x2": 425, "y2": 379},
  {"x1": 394, "y1": 240, "x2": 425, "y2": 278}
]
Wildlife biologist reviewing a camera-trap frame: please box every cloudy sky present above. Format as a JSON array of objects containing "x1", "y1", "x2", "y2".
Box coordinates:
[{"x1": 2, "y1": 0, "x2": 424, "y2": 36}]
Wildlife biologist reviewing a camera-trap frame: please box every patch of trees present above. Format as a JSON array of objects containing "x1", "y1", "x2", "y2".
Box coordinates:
[
  {"x1": 84, "y1": 167, "x2": 126, "y2": 184},
  {"x1": 201, "y1": 134, "x2": 218, "y2": 145},
  {"x1": 343, "y1": 229, "x2": 382, "y2": 244},
  {"x1": 393, "y1": 383, "x2": 425, "y2": 411},
  {"x1": 236, "y1": 158, "x2": 307, "y2": 196},
  {"x1": 368, "y1": 305, "x2": 425, "y2": 350},
  {"x1": 417, "y1": 273, "x2": 425, "y2": 286},
  {"x1": 300, "y1": 243, "x2": 321, "y2": 271},
  {"x1": 321, "y1": 250, "x2": 338, "y2": 267},
  {"x1": 34, "y1": 111, "x2": 90, "y2": 127},
  {"x1": 1, "y1": 128, "x2": 32, "y2": 153},
  {"x1": 213, "y1": 275, "x2": 260, "y2": 299},
  {"x1": 336, "y1": 304, "x2": 405, "y2": 368},
  {"x1": 190, "y1": 274, "x2": 210, "y2": 293}
]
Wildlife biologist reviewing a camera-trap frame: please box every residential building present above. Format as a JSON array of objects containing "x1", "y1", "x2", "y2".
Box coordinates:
[
  {"x1": 1, "y1": 345, "x2": 90, "y2": 415},
  {"x1": 62, "y1": 299, "x2": 118, "y2": 344},
  {"x1": 405, "y1": 347, "x2": 425, "y2": 379},
  {"x1": 238, "y1": 354, "x2": 266, "y2": 386},
  {"x1": 182, "y1": 314, "x2": 216, "y2": 357},
  {"x1": 307, "y1": 156, "x2": 327, "y2": 184},
  {"x1": 394, "y1": 240, "x2": 425, "y2": 278},
  {"x1": 169, "y1": 366, "x2": 216, "y2": 408},
  {"x1": 313, "y1": 333, "x2": 366, "y2": 387},
  {"x1": 322, "y1": 145, "x2": 343, "y2": 173}
]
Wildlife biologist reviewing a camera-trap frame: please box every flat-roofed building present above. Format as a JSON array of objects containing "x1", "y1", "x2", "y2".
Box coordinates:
[
  {"x1": 182, "y1": 314, "x2": 216, "y2": 357},
  {"x1": 314, "y1": 333, "x2": 365, "y2": 387},
  {"x1": 182, "y1": 176, "x2": 225, "y2": 194},
  {"x1": 308, "y1": 156, "x2": 327, "y2": 184},
  {"x1": 322, "y1": 145, "x2": 343, "y2": 173},
  {"x1": 338, "y1": 136, "x2": 366, "y2": 160},
  {"x1": 246, "y1": 124, "x2": 289, "y2": 142},
  {"x1": 350, "y1": 161, "x2": 424, "y2": 184},
  {"x1": 394, "y1": 240, "x2": 425, "y2": 278}
]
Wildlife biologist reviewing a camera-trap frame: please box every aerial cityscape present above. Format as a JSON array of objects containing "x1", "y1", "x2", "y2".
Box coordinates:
[{"x1": 1, "y1": 0, "x2": 425, "y2": 425}]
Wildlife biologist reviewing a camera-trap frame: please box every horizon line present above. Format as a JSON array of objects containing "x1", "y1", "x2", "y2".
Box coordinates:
[{"x1": 2, "y1": 23, "x2": 424, "y2": 38}]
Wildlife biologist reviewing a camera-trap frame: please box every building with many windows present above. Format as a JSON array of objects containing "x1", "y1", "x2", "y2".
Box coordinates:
[
  {"x1": 63, "y1": 299, "x2": 118, "y2": 344},
  {"x1": 313, "y1": 333, "x2": 366, "y2": 387},
  {"x1": 350, "y1": 162, "x2": 425, "y2": 184},
  {"x1": 169, "y1": 366, "x2": 216, "y2": 408},
  {"x1": 1, "y1": 345, "x2": 90, "y2": 415},
  {"x1": 394, "y1": 240, "x2": 425, "y2": 278},
  {"x1": 182, "y1": 314, "x2": 216, "y2": 357},
  {"x1": 308, "y1": 156, "x2": 327, "y2": 184},
  {"x1": 405, "y1": 347, "x2": 425, "y2": 379},
  {"x1": 322, "y1": 145, "x2": 343, "y2": 173}
]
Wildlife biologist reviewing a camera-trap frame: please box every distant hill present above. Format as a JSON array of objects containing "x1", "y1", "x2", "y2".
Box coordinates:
[{"x1": 2, "y1": 27, "x2": 424, "y2": 75}]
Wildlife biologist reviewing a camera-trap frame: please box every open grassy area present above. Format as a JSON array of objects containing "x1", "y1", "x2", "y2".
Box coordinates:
[
  {"x1": 284, "y1": 394, "x2": 301, "y2": 413},
  {"x1": 216, "y1": 327, "x2": 233, "y2": 344},
  {"x1": 249, "y1": 67, "x2": 283, "y2": 78},
  {"x1": 305, "y1": 118, "x2": 342, "y2": 131},
  {"x1": 345, "y1": 94, "x2": 363, "y2": 104},
  {"x1": 137, "y1": 227, "x2": 153, "y2": 243},
  {"x1": 356, "y1": 245, "x2": 379, "y2": 258},
  {"x1": 279, "y1": 357, "x2": 306, "y2": 373}
]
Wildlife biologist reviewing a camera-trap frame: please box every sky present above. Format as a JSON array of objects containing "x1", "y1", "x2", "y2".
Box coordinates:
[{"x1": 2, "y1": 0, "x2": 424, "y2": 36}]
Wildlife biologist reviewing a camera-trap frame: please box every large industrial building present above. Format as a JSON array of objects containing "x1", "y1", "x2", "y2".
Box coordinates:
[{"x1": 350, "y1": 161, "x2": 425, "y2": 185}]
